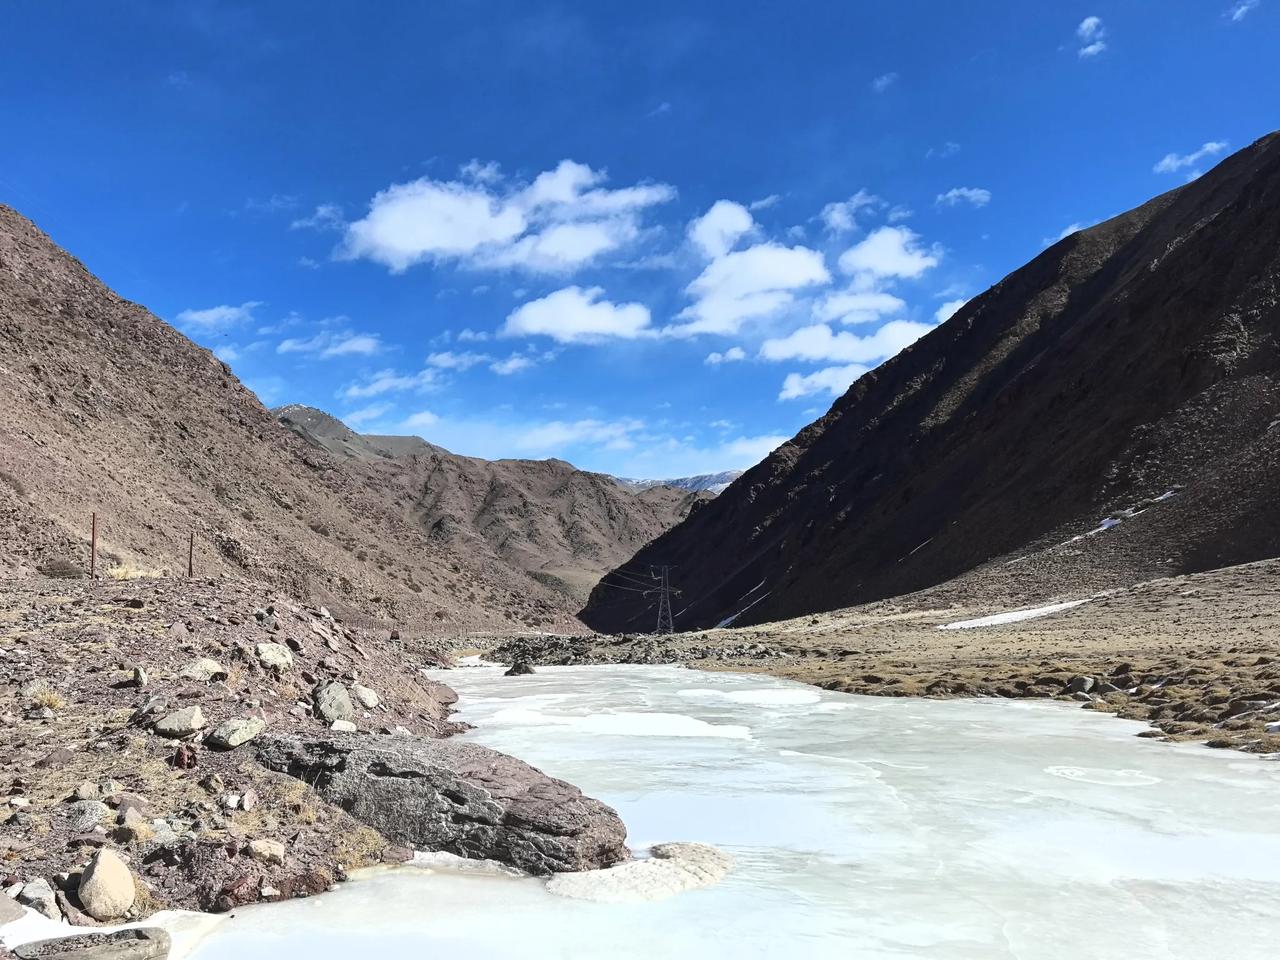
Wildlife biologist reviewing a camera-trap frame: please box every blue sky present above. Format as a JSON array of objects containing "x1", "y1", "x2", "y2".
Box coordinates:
[{"x1": 3, "y1": 1, "x2": 1277, "y2": 477}]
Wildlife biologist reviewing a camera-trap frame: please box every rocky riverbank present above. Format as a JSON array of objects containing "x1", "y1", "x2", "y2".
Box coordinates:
[{"x1": 0, "y1": 577, "x2": 627, "y2": 947}]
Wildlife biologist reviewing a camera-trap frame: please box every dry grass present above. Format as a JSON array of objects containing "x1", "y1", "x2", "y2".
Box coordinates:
[
  {"x1": 28, "y1": 681, "x2": 66, "y2": 710},
  {"x1": 106, "y1": 561, "x2": 168, "y2": 581}
]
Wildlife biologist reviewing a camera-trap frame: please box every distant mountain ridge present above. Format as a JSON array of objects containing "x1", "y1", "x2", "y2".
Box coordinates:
[
  {"x1": 275, "y1": 405, "x2": 708, "y2": 602},
  {"x1": 610, "y1": 471, "x2": 743, "y2": 495},
  {"x1": 582, "y1": 131, "x2": 1280, "y2": 633}
]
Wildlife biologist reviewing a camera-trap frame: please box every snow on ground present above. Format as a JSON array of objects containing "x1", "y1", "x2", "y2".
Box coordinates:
[{"x1": 938, "y1": 598, "x2": 1092, "y2": 630}]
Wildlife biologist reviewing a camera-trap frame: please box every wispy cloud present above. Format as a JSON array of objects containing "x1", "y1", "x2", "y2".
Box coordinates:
[
  {"x1": 935, "y1": 187, "x2": 991, "y2": 209},
  {"x1": 870, "y1": 72, "x2": 899, "y2": 93},
  {"x1": 1227, "y1": 0, "x2": 1260, "y2": 21},
  {"x1": 1076, "y1": 16, "x2": 1107, "y2": 57},
  {"x1": 1153, "y1": 141, "x2": 1228, "y2": 175},
  {"x1": 705, "y1": 347, "x2": 746, "y2": 365},
  {"x1": 278, "y1": 329, "x2": 383, "y2": 358},
  {"x1": 176, "y1": 300, "x2": 262, "y2": 331}
]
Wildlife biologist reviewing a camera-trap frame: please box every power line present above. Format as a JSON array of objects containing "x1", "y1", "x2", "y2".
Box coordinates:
[{"x1": 643, "y1": 564, "x2": 677, "y2": 634}]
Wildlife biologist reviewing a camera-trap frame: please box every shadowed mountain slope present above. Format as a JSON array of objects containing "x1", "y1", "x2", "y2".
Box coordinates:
[{"x1": 582, "y1": 132, "x2": 1280, "y2": 633}]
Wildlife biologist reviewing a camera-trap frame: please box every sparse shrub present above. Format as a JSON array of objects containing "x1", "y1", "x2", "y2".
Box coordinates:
[
  {"x1": 107, "y1": 562, "x2": 166, "y2": 581},
  {"x1": 38, "y1": 558, "x2": 85, "y2": 579},
  {"x1": 28, "y1": 682, "x2": 66, "y2": 711}
]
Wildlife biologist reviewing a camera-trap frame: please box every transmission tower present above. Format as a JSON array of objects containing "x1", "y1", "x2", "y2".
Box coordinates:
[{"x1": 645, "y1": 565, "x2": 676, "y2": 634}]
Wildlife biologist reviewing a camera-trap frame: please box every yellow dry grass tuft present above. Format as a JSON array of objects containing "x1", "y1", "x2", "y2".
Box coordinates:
[{"x1": 106, "y1": 561, "x2": 168, "y2": 581}]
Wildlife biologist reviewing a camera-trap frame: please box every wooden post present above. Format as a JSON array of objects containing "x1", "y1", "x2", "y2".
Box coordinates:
[
  {"x1": 188, "y1": 531, "x2": 194, "y2": 578},
  {"x1": 90, "y1": 512, "x2": 97, "y2": 578}
]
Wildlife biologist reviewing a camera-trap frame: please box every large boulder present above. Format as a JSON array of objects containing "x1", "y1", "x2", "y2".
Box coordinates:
[
  {"x1": 256, "y1": 734, "x2": 629, "y2": 875},
  {"x1": 77, "y1": 849, "x2": 135, "y2": 921}
]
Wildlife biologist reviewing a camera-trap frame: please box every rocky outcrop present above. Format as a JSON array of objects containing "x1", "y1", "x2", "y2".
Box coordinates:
[{"x1": 255, "y1": 734, "x2": 629, "y2": 875}]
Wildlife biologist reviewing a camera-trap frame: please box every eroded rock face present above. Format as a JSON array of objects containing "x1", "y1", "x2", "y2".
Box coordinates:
[{"x1": 256, "y1": 734, "x2": 629, "y2": 875}]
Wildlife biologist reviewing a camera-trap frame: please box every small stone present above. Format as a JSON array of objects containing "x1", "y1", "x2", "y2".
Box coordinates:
[
  {"x1": 352, "y1": 684, "x2": 380, "y2": 710},
  {"x1": 505, "y1": 661, "x2": 536, "y2": 676},
  {"x1": 0, "y1": 890, "x2": 23, "y2": 923},
  {"x1": 18, "y1": 879, "x2": 59, "y2": 920},
  {"x1": 77, "y1": 850, "x2": 136, "y2": 921},
  {"x1": 330, "y1": 719, "x2": 357, "y2": 733},
  {"x1": 179, "y1": 658, "x2": 226, "y2": 683},
  {"x1": 1071, "y1": 691, "x2": 1094, "y2": 702},
  {"x1": 1064, "y1": 676, "x2": 1095, "y2": 695},
  {"x1": 73, "y1": 781, "x2": 102, "y2": 802},
  {"x1": 313, "y1": 681, "x2": 354, "y2": 723},
  {"x1": 170, "y1": 744, "x2": 198, "y2": 769},
  {"x1": 247, "y1": 839, "x2": 286, "y2": 865},
  {"x1": 167, "y1": 622, "x2": 190, "y2": 642},
  {"x1": 124, "y1": 667, "x2": 148, "y2": 688},
  {"x1": 154, "y1": 706, "x2": 206, "y2": 738},
  {"x1": 255, "y1": 642, "x2": 293, "y2": 673},
  {"x1": 222, "y1": 793, "x2": 241, "y2": 811},
  {"x1": 66, "y1": 800, "x2": 110, "y2": 833},
  {"x1": 206, "y1": 716, "x2": 266, "y2": 749},
  {"x1": 240, "y1": 789, "x2": 259, "y2": 812}
]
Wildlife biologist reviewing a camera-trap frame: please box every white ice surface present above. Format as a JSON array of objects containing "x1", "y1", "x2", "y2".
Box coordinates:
[
  {"x1": 188, "y1": 664, "x2": 1280, "y2": 960},
  {"x1": 938, "y1": 598, "x2": 1091, "y2": 629}
]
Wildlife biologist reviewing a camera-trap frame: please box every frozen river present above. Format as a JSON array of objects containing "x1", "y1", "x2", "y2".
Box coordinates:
[{"x1": 190, "y1": 664, "x2": 1280, "y2": 959}]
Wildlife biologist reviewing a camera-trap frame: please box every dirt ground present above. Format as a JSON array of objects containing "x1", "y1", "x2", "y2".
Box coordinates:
[{"x1": 494, "y1": 557, "x2": 1280, "y2": 756}]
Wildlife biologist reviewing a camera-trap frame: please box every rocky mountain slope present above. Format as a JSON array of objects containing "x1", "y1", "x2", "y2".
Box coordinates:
[
  {"x1": 275, "y1": 405, "x2": 708, "y2": 603},
  {"x1": 583, "y1": 131, "x2": 1280, "y2": 633},
  {"x1": 0, "y1": 206, "x2": 693, "y2": 633}
]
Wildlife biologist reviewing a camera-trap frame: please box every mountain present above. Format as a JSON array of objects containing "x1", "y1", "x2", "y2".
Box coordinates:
[
  {"x1": 276, "y1": 405, "x2": 708, "y2": 602},
  {"x1": 610, "y1": 471, "x2": 743, "y2": 495},
  {"x1": 0, "y1": 205, "x2": 691, "y2": 632},
  {"x1": 581, "y1": 131, "x2": 1280, "y2": 633}
]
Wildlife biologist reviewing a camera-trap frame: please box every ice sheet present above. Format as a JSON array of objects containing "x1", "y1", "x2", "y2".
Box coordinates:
[{"x1": 189, "y1": 665, "x2": 1280, "y2": 960}]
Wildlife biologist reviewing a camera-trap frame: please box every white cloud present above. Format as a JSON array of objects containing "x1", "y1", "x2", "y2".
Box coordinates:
[
  {"x1": 401, "y1": 410, "x2": 441, "y2": 430},
  {"x1": 176, "y1": 300, "x2": 262, "y2": 330},
  {"x1": 814, "y1": 290, "x2": 906, "y2": 325},
  {"x1": 1041, "y1": 220, "x2": 1102, "y2": 246},
  {"x1": 779, "y1": 364, "x2": 868, "y2": 400},
  {"x1": 502, "y1": 285, "x2": 652, "y2": 342},
  {"x1": 1153, "y1": 141, "x2": 1228, "y2": 174},
  {"x1": 688, "y1": 200, "x2": 755, "y2": 259},
  {"x1": 935, "y1": 186, "x2": 991, "y2": 208},
  {"x1": 871, "y1": 72, "x2": 899, "y2": 93},
  {"x1": 838, "y1": 226, "x2": 940, "y2": 280},
  {"x1": 760, "y1": 320, "x2": 933, "y2": 365},
  {"x1": 340, "y1": 159, "x2": 675, "y2": 274},
  {"x1": 748, "y1": 194, "x2": 781, "y2": 211},
  {"x1": 935, "y1": 298, "x2": 968, "y2": 323},
  {"x1": 820, "y1": 189, "x2": 882, "y2": 234},
  {"x1": 278, "y1": 330, "x2": 382, "y2": 358},
  {"x1": 427, "y1": 350, "x2": 490, "y2": 370},
  {"x1": 290, "y1": 203, "x2": 344, "y2": 231},
  {"x1": 705, "y1": 346, "x2": 747, "y2": 365},
  {"x1": 213, "y1": 344, "x2": 240, "y2": 362},
  {"x1": 669, "y1": 243, "x2": 830, "y2": 337},
  {"x1": 339, "y1": 368, "x2": 437, "y2": 400},
  {"x1": 1227, "y1": 0, "x2": 1259, "y2": 20},
  {"x1": 926, "y1": 142, "x2": 961, "y2": 160},
  {"x1": 1076, "y1": 16, "x2": 1107, "y2": 56},
  {"x1": 460, "y1": 158, "x2": 503, "y2": 184},
  {"x1": 490, "y1": 354, "x2": 535, "y2": 375},
  {"x1": 456, "y1": 328, "x2": 490, "y2": 342},
  {"x1": 343, "y1": 403, "x2": 394, "y2": 428}
]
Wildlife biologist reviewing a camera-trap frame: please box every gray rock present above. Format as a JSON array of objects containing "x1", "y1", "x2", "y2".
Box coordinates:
[
  {"x1": 313, "y1": 681, "x2": 354, "y2": 723},
  {"x1": 254, "y1": 642, "x2": 293, "y2": 673},
  {"x1": 18, "y1": 878, "x2": 60, "y2": 920},
  {"x1": 505, "y1": 661, "x2": 536, "y2": 676},
  {"x1": 329, "y1": 719, "x2": 357, "y2": 733},
  {"x1": 124, "y1": 667, "x2": 148, "y2": 688},
  {"x1": 247, "y1": 839, "x2": 285, "y2": 865},
  {"x1": 256, "y1": 733, "x2": 629, "y2": 875},
  {"x1": 179, "y1": 658, "x2": 226, "y2": 683},
  {"x1": 206, "y1": 716, "x2": 266, "y2": 749},
  {"x1": 13, "y1": 928, "x2": 171, "y2": 960},
  {"x1": 77, "y1": 849, "x2": 135, "y2": 921},
  {"x1": 154, "y1": 706, "x2": 205, "y2": 738},
  {"x1": 1064, "y1": 676, "x2": 1096, "y2": 695},
  {"x1": 352, "y1": 684, "x2": 380, "y2": 710},
  {"x1": 66, "y1": 800, "x2": 111, "y2": 833}
]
